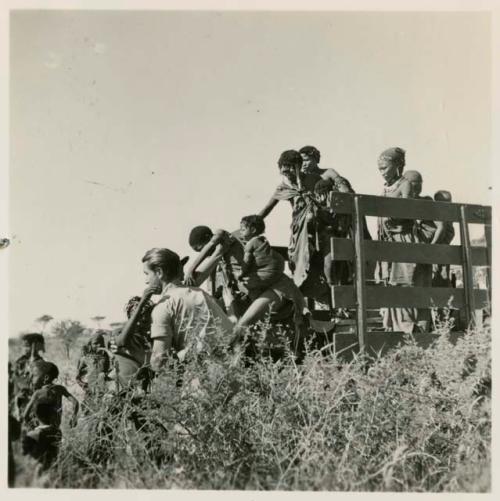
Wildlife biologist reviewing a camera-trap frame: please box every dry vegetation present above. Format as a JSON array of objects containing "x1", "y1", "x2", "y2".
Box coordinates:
[{"x1": 10, "y1": 322, "x2": 491, "y2": 491}]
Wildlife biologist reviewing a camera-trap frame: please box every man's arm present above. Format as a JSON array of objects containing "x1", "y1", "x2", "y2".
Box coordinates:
[
  {"x1": 150, "y1": 337, "x2": 171, "y2": 372},
  {"x1": 184, "y1": 233, "x2": 224, "y2": 286},
  {"x1": 258, "y1": 197, "x2": 279, "y2": 219}
]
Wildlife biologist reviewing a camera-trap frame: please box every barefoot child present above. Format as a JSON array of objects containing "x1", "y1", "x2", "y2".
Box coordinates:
[
  {"x1": 23, "y1": 361, "x2": 79, "y2": 429},
  {"x1": 238, "y1": 215, "x2": 285, "y2": 299}
]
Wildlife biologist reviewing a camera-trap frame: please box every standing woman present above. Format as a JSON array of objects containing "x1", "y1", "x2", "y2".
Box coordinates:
[{"x1": 376, "y1": 148, "x2": 430, "y2": 333}]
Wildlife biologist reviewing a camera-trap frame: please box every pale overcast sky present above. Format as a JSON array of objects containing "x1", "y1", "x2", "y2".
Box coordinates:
[{"x1": 9, "y1": 10, "x2": 491, "y2": 334}]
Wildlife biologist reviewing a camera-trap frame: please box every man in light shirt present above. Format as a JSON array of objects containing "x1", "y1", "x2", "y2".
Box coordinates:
[{"x1": 142, "y1": 248, "x2": 233, "y2": 371}]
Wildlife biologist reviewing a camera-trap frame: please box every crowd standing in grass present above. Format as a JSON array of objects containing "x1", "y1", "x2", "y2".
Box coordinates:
[{"x1": 8, "y1": 145, "x2": 486, "y2": 489}]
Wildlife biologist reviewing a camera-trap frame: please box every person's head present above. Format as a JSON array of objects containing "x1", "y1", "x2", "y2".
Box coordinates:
[
  {"x1": 188, "y1": 226, "x2": 213, "y2": 252},
  {"x1": 378, "y1": 147, "x2": 406, "y2": 182},
  {"x1": 277, "y1": 150, "x2": 302, "y2": 183},
  {"x1": 403, "y1": 170, "x2": 423, "y2": 198},
  {"x1": 239, "y1": 215, "x2": 265, "y2": 241},
  {"x1": 142, "y1": 248, "x2": 182, "y2": 289},
  {"x1": 88, "y1": 331, "x2": 106, "y2": 352},
  {"x1": 21, "y1": 333, "x2": 45, "y2": 355},
  {"x1": 299, "y1": 146, "x2": 321, "y2": 173},
  {"x1": 434, "y1": 190, "x2": 452, "y2": 202},
  {"x1": 124, "y1": 295, "x2": 154, "y2": 333},
  {"x1": 31, "y1": 361, "x2": 59, "y2": 390}
]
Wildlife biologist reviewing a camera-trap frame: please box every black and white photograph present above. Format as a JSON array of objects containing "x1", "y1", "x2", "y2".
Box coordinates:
[{"x1": 2, "y1": 0, "x2": 496, "y2": 494}]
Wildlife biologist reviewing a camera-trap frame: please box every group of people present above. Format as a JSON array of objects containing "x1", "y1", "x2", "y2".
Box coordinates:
[
  {"x1": 9, "y1": 333, "x2": 79, "y2": 483},
  {"x1": 8, "y1": 144, "x2": 457, "y2": 482}
]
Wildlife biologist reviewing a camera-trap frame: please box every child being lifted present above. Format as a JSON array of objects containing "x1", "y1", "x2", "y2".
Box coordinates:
[{"x1": 238, "y1": 215, "x2": 285, "y2": 300}]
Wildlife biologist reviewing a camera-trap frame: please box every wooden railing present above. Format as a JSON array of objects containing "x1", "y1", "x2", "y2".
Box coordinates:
[{"x1": 328, "y1": 193, "x2": 492, "y2": 351}]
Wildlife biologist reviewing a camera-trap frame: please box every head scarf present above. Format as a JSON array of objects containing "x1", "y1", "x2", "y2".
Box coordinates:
[
  {"x1": 403, "y1": 170, "x2": 422, "y2": 183},
  {"x1": 379, "y1": 147, "x2": 406, "y2": 173},
  {"x1": 434, "y1": 190, "x2": 452, "y2": 202}
]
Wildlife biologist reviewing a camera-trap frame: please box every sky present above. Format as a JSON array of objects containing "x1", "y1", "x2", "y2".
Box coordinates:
[{"x1": 8, "y1": 10, "x2": 492, "y2": 335}]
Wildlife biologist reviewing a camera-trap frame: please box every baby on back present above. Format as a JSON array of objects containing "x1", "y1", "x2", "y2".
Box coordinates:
[{"x1": 238, "y1": 215, "x2": 285, "y2": 299}]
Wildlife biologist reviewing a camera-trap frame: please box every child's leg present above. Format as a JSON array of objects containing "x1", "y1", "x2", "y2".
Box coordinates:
[
  {"x1": 232, "y1": 289, "x2": 285, "y2": 344},
  {"x1": 324, "y1": 253, "x2": 333, "y2": 286}
]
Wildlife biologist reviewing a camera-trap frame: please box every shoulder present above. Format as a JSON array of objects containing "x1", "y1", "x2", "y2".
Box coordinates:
[
  {"x1": 319, "y1": 167, "x2": 340, "y2": 180},
  {"x1": 54, "y1": 384, "x2": 70, "y2": 395}
]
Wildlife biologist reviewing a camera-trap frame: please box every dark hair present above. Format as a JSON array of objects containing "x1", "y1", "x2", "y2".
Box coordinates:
[
  {"x1": 299, "y1": 145, "x2": 321, "y2": 163},
  {"x1": 188, "y1": 226, "x2": 213, "y2": 249},
  {"x1": 142, "y1": 248, "x2": 181, "y2": 281},
  {"x1": 33, "y1": 361, "x2": 59, "y2": 381},
  {"x1": 241, "y1": 215, "x2": 265, "y2": 235},
  {"x1": 434, "y1": 190, "x2": 452, "y2": 202},
  {"x1": 124, "y1": 295, "x2": 154, "y2": 333},
  {"x1": 277, "y1": 150, "x2": 302, "y2": 169},
  {"x1": 21, "y1": 333, "x2": 45, "y2": 346}
]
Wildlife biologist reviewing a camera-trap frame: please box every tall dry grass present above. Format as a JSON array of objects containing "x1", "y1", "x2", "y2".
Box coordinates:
[{"x1": 10, "y1": 323, "x2": 491, "y2": 491}]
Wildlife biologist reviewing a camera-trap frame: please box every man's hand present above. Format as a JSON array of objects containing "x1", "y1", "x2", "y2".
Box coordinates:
[{"x1": 142, "y1": 284, "x2": 162, "y2": 299}]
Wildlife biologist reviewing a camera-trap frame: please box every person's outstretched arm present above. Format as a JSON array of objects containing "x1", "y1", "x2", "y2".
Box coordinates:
[
  {"x1": 258, "y1": 197, "x2": 279, "y2": 219},
  {"x1": 431, "y1": 220, "x2": 446, "y2": 245}
]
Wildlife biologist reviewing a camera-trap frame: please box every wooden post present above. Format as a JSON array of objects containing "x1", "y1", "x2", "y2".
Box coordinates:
[
  {"x1": 484, "y1": 221, "x2": 492, "y2": 304},
  {"x1": 459, "y1": 205, "x2": 475, "y2": 329},
  {"x1": 353, "y1": 195, "x2": 367, "y2": 352}
]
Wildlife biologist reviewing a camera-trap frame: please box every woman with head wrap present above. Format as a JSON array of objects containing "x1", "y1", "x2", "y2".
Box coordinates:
[{"x1": 376, "y1": 149, "x2": 431, "y2": 333}]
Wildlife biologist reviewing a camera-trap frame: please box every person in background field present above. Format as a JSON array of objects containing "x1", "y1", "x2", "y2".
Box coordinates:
[
  {"x1": 143, "y1": 248, "x2": 234, "y2": 370},
  {"x1": 112, "y1": 294, "x2": 157, "y2": 391},
  {"x1": 12, "y1": 333, "x2": 45, "y2": 419},
  {"x1": 22, "y1": 401, "x2": 63, "y2": 473},
  {"x1": 76, "y1": 331, "x2": 111, "y2": 393},
  {"x1": 376, "y1": 148, "x2": 431, "y2": 333},
  {"x1": 238, "y1": 214, "x2": 285, "y2": 299},
  {"x1": 22, "y1": 360, "x2": 79, "y2": 430}
]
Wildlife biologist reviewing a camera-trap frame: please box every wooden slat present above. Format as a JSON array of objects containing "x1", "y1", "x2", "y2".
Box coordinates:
[
  {"x1": 330, "y1": 238, "x2": 489, "y2": 266},
  {"x1": 352, "y1": 196, "x2": 367, "y2": 351},
  {"x1": 329, "y1": 192, "x2": 490, "y2": 224},
  {"x1": 465, "y1": 205, "x2": 492, "y2": 224},
  {"x1": 484, "y1": 223, "x2": 492, "y2": 304},
  {"x1": 331, "y1": 285, "x2": 489, "y2": 309},
  {"x1": 460, "y1": 205, "x2": 475, "y2": 327}
]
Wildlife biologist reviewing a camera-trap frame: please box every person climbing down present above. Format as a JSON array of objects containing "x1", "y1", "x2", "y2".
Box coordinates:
[{"x1": 238, "y1": 214, "x2": 285, "y2": 300}]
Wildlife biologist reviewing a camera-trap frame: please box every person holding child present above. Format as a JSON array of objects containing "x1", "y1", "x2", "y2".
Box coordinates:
[
  {"x1": 111, "y1": 294, "x2": 156, "y2": 390},
  {"x1": 376, "y1": 149, "x2": 432, "y2": 333}
]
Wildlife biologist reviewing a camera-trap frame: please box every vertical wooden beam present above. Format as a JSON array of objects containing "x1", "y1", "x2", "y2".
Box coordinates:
[
  {"x1": 484, "y1": 222, "x2": 492, "y2": 304},
  {"x1": 353, "y1": 195, "x2": 367, "y2": 352},
  {"x1": 459, "y1": 205, "x2": 475, "y2": 329}
]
